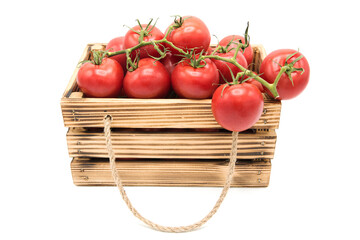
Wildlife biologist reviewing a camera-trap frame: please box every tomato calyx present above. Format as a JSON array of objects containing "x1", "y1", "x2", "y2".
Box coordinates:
[
  {"x1": 177, "y1": 49, "x2": 208, "y2": 69},
  {"x1": 170, "y1": 15, "x2": 189, "y2": 29},
  {"x1": 78, "y1": 50, "x2": 109, "y2": 66},
  {"x1": 125, "y1": 18, "x2": 159, "y2": 43},
  {"x1": 273, "y1": 50, "x2": 305, "y2": 86},
  {"x1": 214, "y1": 22, "x2": 251, "y2": 55}
]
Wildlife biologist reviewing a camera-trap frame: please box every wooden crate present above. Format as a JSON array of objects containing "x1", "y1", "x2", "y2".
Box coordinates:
[{"x1": 61, "y1": 43, "x2": 281, "y2": 187}]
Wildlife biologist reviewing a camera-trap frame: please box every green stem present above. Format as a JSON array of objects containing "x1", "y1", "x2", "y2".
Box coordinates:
[
  {"x1": 107, "y1": 23, "x2": 190, "y2": 59},
  {"x1": 106, "y1": 18, "x2": 282, "y2": 99},
  {"x1": 202, "y1": 54, "x2": 278, "y2": 97}
]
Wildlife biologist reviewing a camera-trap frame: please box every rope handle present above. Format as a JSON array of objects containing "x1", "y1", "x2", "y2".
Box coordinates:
[{"x1": 104, "y1": 115, "x2": 239, "y2": 233}]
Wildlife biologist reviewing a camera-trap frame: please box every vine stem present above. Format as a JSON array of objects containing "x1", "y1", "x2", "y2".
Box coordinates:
[{"x1": 106, "y1": 18, "x2": 283, "y2": 98}]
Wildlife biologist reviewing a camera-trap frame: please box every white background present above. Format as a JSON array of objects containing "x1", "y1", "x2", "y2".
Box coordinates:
[{"x1": 1, "y1": 0, "x2": 359, "y2": 239}]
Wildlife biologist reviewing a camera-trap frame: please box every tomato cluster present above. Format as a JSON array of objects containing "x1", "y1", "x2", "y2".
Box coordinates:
[{"x1": 76, "y1": 16, "x2": 310, "y2": 132}]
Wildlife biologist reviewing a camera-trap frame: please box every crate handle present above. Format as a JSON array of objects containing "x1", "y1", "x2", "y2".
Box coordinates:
[{"x1": 104, "y1": 115, "x2": 239, "y2": 233}]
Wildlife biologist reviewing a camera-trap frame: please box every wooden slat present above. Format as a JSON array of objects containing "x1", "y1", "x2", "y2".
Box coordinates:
[
  {"x1": 61, "y1": 96, "x2": 281, "y2": 129},
  {"x1": 67, "y1": 128, "x2": 276, "y2": 159},
  {"x1": 71, "y1": 158, "x2": 271, "y2": 187}
]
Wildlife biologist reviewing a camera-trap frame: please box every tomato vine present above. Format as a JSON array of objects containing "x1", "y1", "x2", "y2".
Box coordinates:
[{"x1": 106, "y1": 16, "x2": 305, "y2": 99}]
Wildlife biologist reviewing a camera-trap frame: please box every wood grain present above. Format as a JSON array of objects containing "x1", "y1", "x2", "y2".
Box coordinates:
[
  {"x1": 67, "y1": 128, "x2": 276, "y2": 159},
  {"x1": 71, "y1": 158, "x2": 271, "y2": 187}
]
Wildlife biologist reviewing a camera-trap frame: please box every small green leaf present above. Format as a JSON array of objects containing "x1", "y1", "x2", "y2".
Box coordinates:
[
  {"x1": 286, "y1": 71, "x2": 295, "y2": 86},
  {"x1": 285, "y1": 51, "x2": 299, "y2": 64}
]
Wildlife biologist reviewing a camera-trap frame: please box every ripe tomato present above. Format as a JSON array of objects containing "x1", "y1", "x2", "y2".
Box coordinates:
[
  {"x1": 211, "y1": 51, "x2": 248, "y2": 84},
  {"x1": 219, "y1": 35, "x2": 253, "y2": 65},
  {"x1": 246, "y1": 78, "x2": 264, "y2": 93},
  {"x1": 171, "y1": 58, "x2": 219, "y2": 99},
  {"x1": 106, "y1": 36, "x2": 127, "y2": 72},
  {"x1": 259, "y1": 49, "x2": 310, "y2": 100},
  {"x1": 211, "y1": 83, "x2": 264, "y2": 132},
  {"x1": 77, "y1": 58, "x2": 123, "y2": 98},
  {"x1": 166, "y1": 16, "x2": 210, "y2": 54},
  {"x1": 123, "y1": 58, "x2": 170, "y2": 98},
  {"x1": 160, "y1": 52, "x2": 182, "y2": 74},
  {"x1": 124, "y1": 24, "x2": 164, "y2": 59}
]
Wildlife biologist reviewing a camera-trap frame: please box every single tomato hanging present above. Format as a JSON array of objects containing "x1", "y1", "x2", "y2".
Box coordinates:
[
  {"x1": 123, "y1": 58, "x2": 170, "y2": 98},
  {"x1": 171, "y1": 57, "x2": 219, "y2": 99},
  {"x1": 260, "y1": 49, "x2": 310, "y2": 100},
  {"x1": 77, "y1": 51, "x2": 124, "y2": 98},
  {"x1": 211, "y1": 83, "x2": 264, "y2": 132}
]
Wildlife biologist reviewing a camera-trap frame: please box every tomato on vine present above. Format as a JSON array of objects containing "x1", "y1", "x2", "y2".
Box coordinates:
[
  {"x1": 123, "y1": 58, "x2": 170, "y2": 98},
  {"x1": 106, "y1": 36, "x2": 127, "y2": 72},
  {"x1": 165, "y1": 16, "x2": 211, "y2": 55},
  {"x1": 171, "y1": 57, "x2": 219, "y2": 99},
  {"x1": 77, "y1": 51, "x2": 124, "y2": 98},
  {"x1": 212, "y1": 83, "x2": 264, "y2": 132},
  {"x1": 260, "y1": 49, "x2": 310, "y2": 100},
  {"x1": 124, "y1": 18, "x2": 165, "y2": 59},
  {"x1": 219, "y1": 35, "x2": 253, "y2": 65},
  {"x1": 211, "y1": 51, "x2": 248, "y2": 84}
]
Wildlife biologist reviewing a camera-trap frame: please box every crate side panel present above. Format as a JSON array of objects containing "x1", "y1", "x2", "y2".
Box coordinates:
[
  {"x1": 67, "y1": 128, "x2": 276, "y2": 159},
  {"x1": 62, "y1": 97, "x2": 281, "y2": 128},
  {"x1": 71, "y1": 158, "x2": 271, "y2": 187}
]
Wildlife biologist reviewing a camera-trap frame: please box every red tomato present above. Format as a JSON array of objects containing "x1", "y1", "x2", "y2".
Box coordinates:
[
  {"x1": 124, "y1": 24, "x2": 164, "y2": 59},
  {"x1": 260, "y1": 49, "x2": 310, "y2": 100},
  {"x1": 166, "y1": 16, "x2": 210, "y2": 54},
  {"x1": 212, "y1": 51, "x2": 248, "y2": 84},
  {"x1": 211, "y1": 83, "x2": 264, "y2": 132},
  {"x1": 123, "y1": 58, "x2": 170, "y2": 98},
  {"x1": 171, "y1": 58, "x2": 219, "y2": 99},
  {"x1": 241, "y1": 73, "x2": 264, "y2": 92},
  {"x1": 219, "y1": 35, "x2": 253, "y2": 65},
  {"x1": 160, "y1": 52, "x2": 182, "y2": 74},
  {"x1": 246, "y1": 78, "x2": 264, "y2": 93},
  {"x1": 106, "y1": 37, "x2": 127, "y2": 72},
  {"x1": 77, "y1": 58, "x2": 123, "y2": 98}
]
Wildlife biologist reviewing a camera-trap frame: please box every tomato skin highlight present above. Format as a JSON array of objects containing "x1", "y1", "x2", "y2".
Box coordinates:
[
  {"x1": 77, "y1": 58, "x2": 124, "y2": 98},
  {"x1": 123, "y1": 58, "x2": 170, "y2": 98},
  {"x1": 124, "y1": 24, "x2": 164, "y2": 59},
  {"x1": 171, "y1": 58, "x2": 219, "y2": 99},
  {"x1": 106, "y1": 36, "x2": 127, "y2": 72},
  {"x1": 211, "y1": 83, "x2": 264, "y2": 132},
  {"x1": 166, "y1": 16, "x2": 211, "y2": 54},
  {"x1": 212, "y1": 51, "x2": 248, "y2": 84},
  {"x1": 260, "y1": 49, "x2": 310, "y2": 100},
  {"x1": 219, "y1": 35, "x2": 253, "y2": 65}
]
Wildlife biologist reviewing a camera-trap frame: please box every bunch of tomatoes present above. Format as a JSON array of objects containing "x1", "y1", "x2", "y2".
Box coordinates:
[{"x1": 77, "y1": 16, "x2": 310, "y2": 132}]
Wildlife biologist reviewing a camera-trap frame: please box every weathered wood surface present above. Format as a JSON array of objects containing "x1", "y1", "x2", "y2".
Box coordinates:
[
  {"x1": 71, "y1": 158, "x2": 271, "y2": 187},
  {"x1": 67, "y1": 128, "x2": 276, "y2": 159}
]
